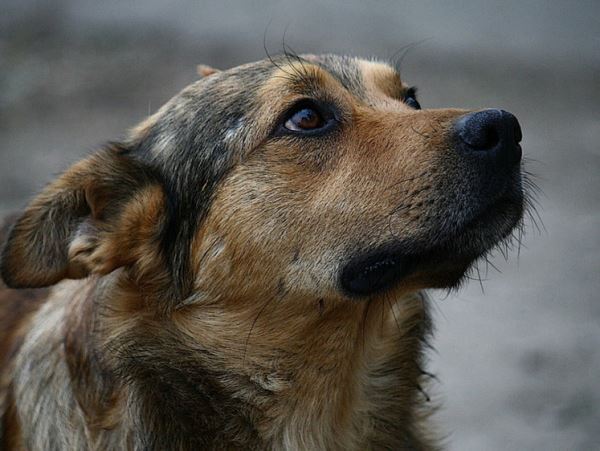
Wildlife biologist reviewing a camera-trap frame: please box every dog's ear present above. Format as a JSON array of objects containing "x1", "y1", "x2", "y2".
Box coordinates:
[
  {"x1": 0, "y1": 145, "x2": 166, "y2": 288},
  {"x1": 196, "y1": 64, "x2": 220, "y2": 78}
]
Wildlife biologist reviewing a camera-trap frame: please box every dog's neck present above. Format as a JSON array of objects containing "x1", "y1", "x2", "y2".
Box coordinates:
[{"x1": 56, "y1": 273, "x2": 433, "y2": 449}]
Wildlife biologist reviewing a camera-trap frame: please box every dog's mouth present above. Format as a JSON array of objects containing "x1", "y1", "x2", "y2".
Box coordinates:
[{"x1": 340, "y1": 190, "x2": 524, "y2": 297}]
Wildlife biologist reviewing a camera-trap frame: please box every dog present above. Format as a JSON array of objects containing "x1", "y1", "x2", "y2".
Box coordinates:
[{"x1": 0, "y1": 54, "x2": 525, "y2": 450}]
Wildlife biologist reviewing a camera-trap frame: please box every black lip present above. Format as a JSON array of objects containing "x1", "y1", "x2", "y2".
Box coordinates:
[{"x1": 340, "y1": 252, "x2": 417, "y2": 297}]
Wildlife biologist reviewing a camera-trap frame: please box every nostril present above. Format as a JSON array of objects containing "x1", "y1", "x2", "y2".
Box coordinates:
[
  {"x1": 456, "y1": 109, "x2": 504, "y2": 152},
  {"x1": 498, "y1": 109, "x2": 522, "y2": 144},
  {"x1": 479, "y1": 124, "x2": 500, "y2": 150},
  {"x1": 511, "y1": 115, "x2": 523, "y2": 143},
  {"x1": 454, "y1": 108, "x2": 523, "y2": 167}
]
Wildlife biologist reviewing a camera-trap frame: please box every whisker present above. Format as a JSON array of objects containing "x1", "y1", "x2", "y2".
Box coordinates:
[
  {"x1": 474, "y1": 263, "x2": 485, "y2": 293},
  {"x1": 262, "y1": 25, "x2": 299, "y2": 80},
  {"x1": 389, "y1": 38, "x2": 433, "y2": 72},
  {"x1": 386, "y1": 297, "x2": 403, "y2": 334},
  {"x1": 416, "y1": 382, "x2": 431, "y2": 402},
  {"x1": 243, "y1": 297, "x2": 274, "y2": 365},
  {"x1": 411, "y1": 124, "x2": 431, "y2": 139},
  {"x1": 361, "y1": 299, "x2": 373, "y2": 352}
]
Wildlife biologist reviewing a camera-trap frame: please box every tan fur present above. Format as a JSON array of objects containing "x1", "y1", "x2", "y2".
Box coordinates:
[{"x1": 197, "y1": 64, "x2": 221, "y2": 77}]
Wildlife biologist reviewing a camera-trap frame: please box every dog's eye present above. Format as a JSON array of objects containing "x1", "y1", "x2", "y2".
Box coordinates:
[
  {"x1": 405, "y1": 97, "x2": 421, "y2": 110},
  {"x1": 404, "y1": 87, "x2": 421, "y2": 110},
  {"x1": 284, "y1": 104, "x2": 326, "y2": 131},
  {"x1": 275, "y1": 99, "x2": 338, "y2": 137}
]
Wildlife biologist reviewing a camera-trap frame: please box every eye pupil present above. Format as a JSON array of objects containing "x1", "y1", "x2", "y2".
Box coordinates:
[{"x1": 292, "y1": 108, "x2": 322, "y2": 129}]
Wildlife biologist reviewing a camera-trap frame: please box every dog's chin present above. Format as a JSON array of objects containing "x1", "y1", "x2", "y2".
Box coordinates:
[{"x1": 340, "y1": 193, "x2": 524, "y2": 298}]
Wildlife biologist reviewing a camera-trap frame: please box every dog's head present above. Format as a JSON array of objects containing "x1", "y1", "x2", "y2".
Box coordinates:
[{"x1": 1, "y1": 54, "x2": 524, "y2": 304}]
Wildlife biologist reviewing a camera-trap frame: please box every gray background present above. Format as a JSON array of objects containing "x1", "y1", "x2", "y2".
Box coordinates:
[{"x1": 1, "y1": 1, "x2": 598, "y2": 449}]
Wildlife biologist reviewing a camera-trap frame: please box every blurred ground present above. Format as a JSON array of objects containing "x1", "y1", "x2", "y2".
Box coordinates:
[{"x1": 1, "y1": 1, "x2": 598, "y2": 449}]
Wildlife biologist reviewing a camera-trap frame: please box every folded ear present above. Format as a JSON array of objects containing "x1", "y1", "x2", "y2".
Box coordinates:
[{"x1": 0, "y1": 145, "x2": 166, "y2": 288}]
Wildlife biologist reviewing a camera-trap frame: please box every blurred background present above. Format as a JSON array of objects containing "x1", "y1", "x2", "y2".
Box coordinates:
[{"x1": 1, "y1": 1, "x2": 598, "y2": 449}]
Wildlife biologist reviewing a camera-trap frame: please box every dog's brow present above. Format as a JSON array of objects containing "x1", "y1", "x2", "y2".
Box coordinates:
[
  {"x1": 355, "y1": 59, "x2": 407, "y2": 102},
  {"x1": 266, "y1": 55, "x2": 365, "y2": 100},
  {"x1": 311, "y1": 56, "x2": 366, "y2": 98},
  {"x1": 273, "y1": 63, "x2": 326, "y2": 92}
]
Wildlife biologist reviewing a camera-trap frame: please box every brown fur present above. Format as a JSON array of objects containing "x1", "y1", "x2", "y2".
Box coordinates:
[
  {"x1": 0, "y1": 54, "x2": 524, "y2": 450},
  {"x1": 0, "y1": 221, "x2": 41, "y2": 450}
]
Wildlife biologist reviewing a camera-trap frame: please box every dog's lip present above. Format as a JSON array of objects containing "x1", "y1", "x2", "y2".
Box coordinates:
[
  {"x1": 340, "y1": 192, "x2": 523, "y2": 297},
  {"x1": 340, "y1": 252, "x2": 417, "y2": 297}
]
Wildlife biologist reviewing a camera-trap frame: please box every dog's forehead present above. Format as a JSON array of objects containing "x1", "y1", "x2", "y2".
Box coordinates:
[
  {"x1": 310, "y1": 54, "x2": 404, "y2": 101},
  {"x1": 305, "y1": 54, "x2": 366, "y2": 95},
  {"x1": 261, "y1": 54, "x2": 402, "y2": 101},
  {"x1": 203, "y1": 54, "x2": 402, "y2": 103}
]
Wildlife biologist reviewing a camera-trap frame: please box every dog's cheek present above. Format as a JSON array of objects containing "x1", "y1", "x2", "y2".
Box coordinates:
[{"x1": 189, "y1": 168, "x2": 342, "y2": 299}]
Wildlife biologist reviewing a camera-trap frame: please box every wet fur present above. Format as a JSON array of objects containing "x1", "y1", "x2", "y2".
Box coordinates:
[{"x1": 0, "y1": 54, "x2": 524, "y2": 450}]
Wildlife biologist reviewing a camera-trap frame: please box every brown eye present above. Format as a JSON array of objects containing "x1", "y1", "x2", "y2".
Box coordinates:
[
  {"x1": 284, "y1": 107, "x2": 325, "y2": 131},
  {"x1": 276, "y1": 100, "x2": 337, "y2": 137}
]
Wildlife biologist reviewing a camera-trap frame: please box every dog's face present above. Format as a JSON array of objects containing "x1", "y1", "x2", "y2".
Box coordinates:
[
  {"x1": 182, "y1": 54, "x2": 524, "y2": 302},
  {"x1": 1, "y1": 54, "x2": 524, "y2": 305}
]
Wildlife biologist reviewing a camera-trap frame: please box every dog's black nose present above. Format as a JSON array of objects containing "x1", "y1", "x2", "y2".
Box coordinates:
[{"x1": 454, "y1": 109, "x2": 522, "y2": 169}]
